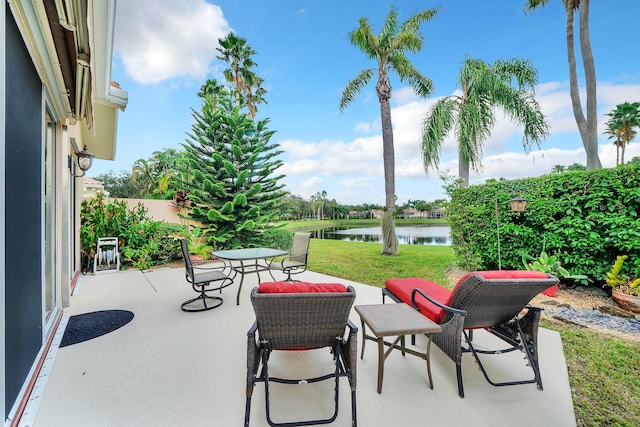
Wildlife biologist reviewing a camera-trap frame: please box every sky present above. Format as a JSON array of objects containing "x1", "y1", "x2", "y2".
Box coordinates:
[{"x1": 93, "y1": 0, "x2": 640, "y2": 206}]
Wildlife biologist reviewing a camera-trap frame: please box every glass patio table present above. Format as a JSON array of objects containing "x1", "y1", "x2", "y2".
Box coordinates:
[{"x1": 211, "y1": 248, "x2": 288, "y2": 305}]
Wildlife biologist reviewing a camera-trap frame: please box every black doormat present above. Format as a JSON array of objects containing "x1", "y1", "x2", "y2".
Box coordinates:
[{"x1": 60, "y1": 310, "x2": 134, "y2": 347}]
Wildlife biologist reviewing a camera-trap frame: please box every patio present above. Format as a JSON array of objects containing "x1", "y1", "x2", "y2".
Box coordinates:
[{"x1": 27, "y1": 267, "x2": 575, "y2": 426}]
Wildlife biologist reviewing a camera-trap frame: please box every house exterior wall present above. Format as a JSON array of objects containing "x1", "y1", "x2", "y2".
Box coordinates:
[{"x1": 3, "y1": 1, "x2": 126, "y2": 423}]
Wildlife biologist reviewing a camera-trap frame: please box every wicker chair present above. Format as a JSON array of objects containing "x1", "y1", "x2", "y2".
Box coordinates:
[
  {"x1": 178, "y1": 238, "x2": 234, "y2": 312},
  {"x1": 245, "y1": 282, "x2": 358, "y2": 427},
  {"x1": 383, "y1": 271, "x2": 558, "y2": 398},
  {"x1": 269, "y1": 232, "x2": 311, "y2": 282}
]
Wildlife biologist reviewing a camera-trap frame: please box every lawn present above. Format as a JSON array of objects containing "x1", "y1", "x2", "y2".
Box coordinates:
[{"x1": 306, "y1": 238, "x2": 640, "y2": 427}]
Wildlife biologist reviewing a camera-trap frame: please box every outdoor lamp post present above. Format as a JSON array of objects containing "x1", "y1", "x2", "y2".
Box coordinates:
[
  {"x1": 68, "y1": 144, "x2": 95, "y2": 177},
  {"x1": 496, "y1": 196, "x2": 528, "y2": 270}
]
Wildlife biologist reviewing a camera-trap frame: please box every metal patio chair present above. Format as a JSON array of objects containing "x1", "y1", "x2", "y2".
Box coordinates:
[
  {"x1": 269, "y1": 232, "x2": 311, "y2": 282},
  {"x1": 178, "y1": 238, "x2": 234, "y2": 312}
]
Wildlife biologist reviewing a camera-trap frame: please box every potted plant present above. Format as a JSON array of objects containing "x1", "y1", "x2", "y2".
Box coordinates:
[
  {"x1": 178, "y1": 226, "x2": 213, "y2": 264},
  {"x1": 522, "y1": 250, "x2": 588, "y2": 297},
  {"x1": 605, "y1": 255, "x2": 640, "y2": 313}
]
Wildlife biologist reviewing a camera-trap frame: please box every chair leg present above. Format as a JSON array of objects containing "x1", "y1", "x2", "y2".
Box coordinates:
[
  {"x1": 259, "y1": 345, "x2": 346, "y2": 427},
  {"x1": 351, "y1": 390, "x2": 357, "y2": 427},
  {"x1": 181, "y1": 283, "x2": 223, "y2": 312},
  {"x1": 244, "y1": 397, "x2": 252, "y2": 427},
  {"x1": 463, "y1": 325, "x2": 542, "y2": 391},
  {"x1": 456, "y1": 364, "x2": 464, "y2": 398}
]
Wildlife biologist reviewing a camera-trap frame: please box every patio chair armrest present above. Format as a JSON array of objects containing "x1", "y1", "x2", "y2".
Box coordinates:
[
  {"x1": 410, "y1": 288, "x2": 467, "y2": 317},
  {"x1": 410, "y1": 288, "x2": 467, "y2": 365},
  {"x1": 247, "y1": 321, "x2": 258, "y2": 338},
  {"x1": 341, "y1": 320, "x2": 358, "y2": 390},
  {"x1": 279, "y1": 251, "x2": 308, "y2": 267},
  {"x1": 246, "y1": 321, "x2": 261, "y2": 398},
  {"x1": 193, "y1": 260, "x2": 234, "y2": 277}
]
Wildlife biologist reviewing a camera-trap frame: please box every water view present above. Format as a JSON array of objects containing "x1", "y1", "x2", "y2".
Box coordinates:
[{"x1": 310, "y1": 225, "x2": 451, "y2": 246}]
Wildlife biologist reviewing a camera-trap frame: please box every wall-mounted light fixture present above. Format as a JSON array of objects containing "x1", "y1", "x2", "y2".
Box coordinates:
[{"x1": 68, "y1": 144, "x2": 95, "y2": 177}]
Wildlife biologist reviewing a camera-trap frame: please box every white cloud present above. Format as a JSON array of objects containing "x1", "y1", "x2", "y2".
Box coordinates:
[
  {"x1": 276, "y1": 80, "x2": 640, "y2": 204},
  {"x1": 115, "y1": 0, "x2": 231, "y2": 84}
]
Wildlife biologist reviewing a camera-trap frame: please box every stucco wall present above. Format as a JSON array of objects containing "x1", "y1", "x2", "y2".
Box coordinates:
[{"x1": 111, "y1": 198, "x2": 183, "y2": 224}]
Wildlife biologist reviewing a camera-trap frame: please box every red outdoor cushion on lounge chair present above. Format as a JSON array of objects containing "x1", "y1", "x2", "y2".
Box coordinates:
[
  {"x1": 385, "y1": 278, "x2": 453, "y2": 323},
  {"x1": 385, "y1": 270, "x2": 550, "y2": 324},
  {"x1": 383, "y1": 270, "x2": 558, "y2": 398},
  {"x1": 257, "y1": 281, "x2": 348, "y2": 293}
]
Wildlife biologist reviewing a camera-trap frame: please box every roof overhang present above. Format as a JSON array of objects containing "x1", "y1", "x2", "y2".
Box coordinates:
[
  {"x1": 83, "y1": 0, "x2": 128, "y2": 160},
  {"x1": 46, "y1": 0, "x2": 128, "y2": 160}
]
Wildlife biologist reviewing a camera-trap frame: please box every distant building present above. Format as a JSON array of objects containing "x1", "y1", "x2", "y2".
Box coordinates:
[
  {"x1": 83, "y1": 177, "x2": 109, "y2": 199},
  {"x1": 400, "y1": 207, "x2": 446, "y2": 219}
]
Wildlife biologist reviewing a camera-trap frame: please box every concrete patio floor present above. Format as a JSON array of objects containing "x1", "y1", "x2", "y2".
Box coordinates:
[{"x1": 28, "y1": 267, "x2": 575, "y2": 427}]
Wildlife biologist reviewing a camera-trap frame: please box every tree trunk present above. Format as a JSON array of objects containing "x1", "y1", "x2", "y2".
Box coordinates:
[
  {"x1": 458, "y1": 149, "x2": 470, "y2": 188},
  {"x1": 565, "y1": 4, "x2": 588, "y2": 151},
  {"x1": 579, "y1": 0, "x2": 602, "y2": 169},
  {"x1": 378, "y1": 79, "x2": 399, "y2": 255}
]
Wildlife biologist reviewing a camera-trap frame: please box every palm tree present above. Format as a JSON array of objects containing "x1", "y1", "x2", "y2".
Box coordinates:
[
  {"x1": 216, "y1": 33, "x2": 265, "y2": 119},
  {"x1": 551, "y1": 164, "x2": 566, "y2": 174},
  {"x1": 525, "y1": 0, "x2": 601, "y2": 170},
  {"x1": 605, "y1": 102, "x2": 640, "y2": 165},
  {"x1": 198, "y1": 79, "x2": 226, "y2": 112},
  {"x1": 339, "y1": 6, "x2": 439, "y2": 255},
  {"x1": 421, "y1": 57, "x2": 549, "y2": 187}
]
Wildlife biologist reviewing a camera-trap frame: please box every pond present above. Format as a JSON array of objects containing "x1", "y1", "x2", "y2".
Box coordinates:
[{"x1": 309, "y1": 225, "x2": 452, "y2": 246}]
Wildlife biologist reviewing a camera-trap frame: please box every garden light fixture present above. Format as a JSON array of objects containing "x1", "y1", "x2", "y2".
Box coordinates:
[{"x1": 510, "y1": 197, "x2": 527, "y2": 213}]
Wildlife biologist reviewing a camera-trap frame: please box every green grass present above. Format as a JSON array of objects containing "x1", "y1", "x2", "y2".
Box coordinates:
[
  {"x1": 306, "y1": 238, "x2": 640, "y2": 427},
  {"x1": 542, "y1": 320, "x2": 640, "y2": 427},
  {"x1": 307, "y1": 239, "x2": 453, "y2": 287}
]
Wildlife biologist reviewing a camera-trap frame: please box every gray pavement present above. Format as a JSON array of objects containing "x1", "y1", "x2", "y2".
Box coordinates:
[{"x1": 29, "y1": 267, "x2": 576, "y2": 427}]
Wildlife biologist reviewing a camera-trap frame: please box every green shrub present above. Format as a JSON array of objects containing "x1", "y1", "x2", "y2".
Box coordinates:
[
  {"x1": 259, "y1": 228, "x2": 294, "y2": 250},
  {"x1": 446, "y1": 162, "x2": 640, "y2": 285},
  {"x1": 81, "y1": 194, "x2": 185, "y2": 269}
]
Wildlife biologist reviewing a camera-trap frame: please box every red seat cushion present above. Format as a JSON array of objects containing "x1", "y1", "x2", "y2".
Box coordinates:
[
  {"x1": 386, "y1": 271, "x2": 551, "y2": 323},
  {"x1": 258, "y1": 281, "x2": 348, "y2": 293},
  {"x1": 474, "y1": 270, "x2": 549, "y2": 280},
  {"x1": 385, "y1": 278, "x2": 453, "y2": 323}
]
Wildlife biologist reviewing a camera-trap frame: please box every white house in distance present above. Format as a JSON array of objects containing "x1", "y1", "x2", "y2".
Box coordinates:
[{"x1": 2, "y1": 1, "x2": 128, "y2": 423}]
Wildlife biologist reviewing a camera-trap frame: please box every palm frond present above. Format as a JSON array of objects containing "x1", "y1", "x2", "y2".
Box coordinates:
[
  {"x1": 339, "y1": 69, "x2": 374, "y2": 113},
  {"x1": 421, "y1": 97, "x2": 457, "y2": 172}
]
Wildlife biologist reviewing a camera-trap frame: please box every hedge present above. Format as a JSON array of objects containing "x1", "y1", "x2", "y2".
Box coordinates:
[{"x1": 446, "y1": 162, "x2": 640, "y2": 285}]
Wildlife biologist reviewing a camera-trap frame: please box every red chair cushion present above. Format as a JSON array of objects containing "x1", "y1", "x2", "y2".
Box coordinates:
[
  {"x1": 258, "y1": 281, "x2": 348, "y2": 293},
  {"x1": 385, "y1": 278, "x2": 453, "y2": 323},
  {"x1": 474, "y1": 270, "x2": 549, "y2": 280},
  {"x1": 386, "y1": 271, "x2": 551, "y2": 323}
]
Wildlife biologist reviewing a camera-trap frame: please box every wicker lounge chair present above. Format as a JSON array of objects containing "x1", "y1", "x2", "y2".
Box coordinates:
[
  {"x1": 178, "y1": 238, "x2": 234, "y2": 312},
  {"x1": 383, "y1": 270, "x2": 558, "y2": 398},
  {"x1": 245, "y1": 282, "x2": 358, "y2": 427},
  {"x1": 269, "y1": 232, "x2": 311, "y2": 282}
]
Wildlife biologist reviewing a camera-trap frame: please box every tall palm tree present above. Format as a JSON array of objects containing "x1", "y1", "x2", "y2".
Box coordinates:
[
  {"x1": 421, "y1": 57, "x2": 549, "y2": 187},
  {"x1": 216, "y1": 33, "x2": 265, "y2": 119},
  {"x1": 525, "y1": 0, "x2": 601, "y2": 170},
  {"x1": 605, "y1": 102, "x2": 640, "y2": 165},
  {"x1": 339, "y1": 6, "x2": 439, "y2": 255}
]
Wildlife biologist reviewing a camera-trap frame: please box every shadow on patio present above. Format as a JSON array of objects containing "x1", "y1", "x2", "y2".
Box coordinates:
[{"x1": 28, "y1": 267, "x2": 575, "y2": 427}]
